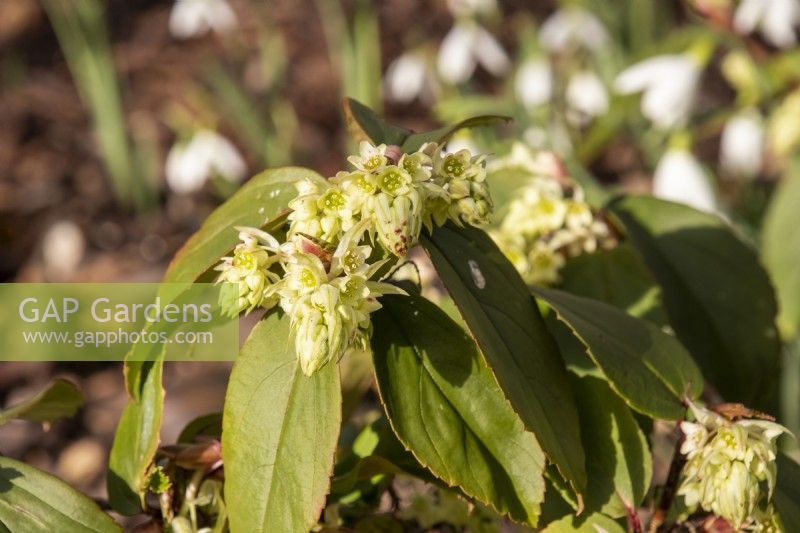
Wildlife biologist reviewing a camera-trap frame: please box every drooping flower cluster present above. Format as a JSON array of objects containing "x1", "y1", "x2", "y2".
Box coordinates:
[
  {"x1": 490, "y1": 145, "x2": 615, "y2": 285},
  {"x1": 678, "y1": 400, "x2": 791, "y2": 531},
  {"x1": 216, "y1": 141, "x2": 492, "y2": 375}
]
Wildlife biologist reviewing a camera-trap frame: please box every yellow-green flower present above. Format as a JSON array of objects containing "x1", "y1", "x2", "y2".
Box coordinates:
[
  {"x1": 677, "y1": 400, "x2": 792, "y2": 530},
  {"x1": 215, "y1": 227, "x2": 282, "y2": 316}
]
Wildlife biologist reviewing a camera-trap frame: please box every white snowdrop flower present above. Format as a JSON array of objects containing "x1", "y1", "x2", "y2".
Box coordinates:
[
  {"x1": 566, "y1": 70, "x2": 609, "y2": 120},
  {"x1": 42, "y1": 220, "x2": 85, "y2": 279},
  {"x1": 614, "y1": 54, "x2": 703, "y2": 129},
  {"x1": 443, "y1": 135, "x2": 481, "y2": 156},
  {"x1": 653, "y1": 148, "x2": 717, "y2": 213},
  {"x1": 734, "y1": 0, "x2": 800, "y2": 49},
  {"x1": 515, "y1": 58, "x2": 553, "y2": 109},
  {"x1": 523, "y1": 126, "x2": 549, "y2": 149},
  {"x1": 384, "y1": 53, "x2": 438, "y2": 104},
  {"x1": 446, "y1": 0, "x2": 497, "y2": 17},
  {"x1": 166, "y1": 130, "x2": 246, "y2": 194},
  {"x1": 539, "y1": 7, "x2": 610, "y2": 53},
  {"x1": 169, "y1": 0, "x2": 238, "y2": 40},
  {"x1": 719, "y1": 109, "x2": 765, "y2": 178},
  {"x1": 438, "y1": 21, "x2": 510, "y2": 84}
]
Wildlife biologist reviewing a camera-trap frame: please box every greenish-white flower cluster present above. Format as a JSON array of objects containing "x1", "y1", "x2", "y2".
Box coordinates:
[
  {"x1": 677, "y1": 400, "x2": 791, "y2": 531},
  {"x1": 491, "y1": 147, "x2": 615, "y2": 285},
  {"x1": 216, "y1": 141, "x2": 492, "y2": 375}
]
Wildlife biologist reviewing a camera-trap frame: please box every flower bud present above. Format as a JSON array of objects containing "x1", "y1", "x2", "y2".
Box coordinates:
[
  {"x1": 369, "y1": 190, "x2": 423, "y2": 257},
  {"x1": 292, "y1": 285, "x2": 349, "y2": 375}
]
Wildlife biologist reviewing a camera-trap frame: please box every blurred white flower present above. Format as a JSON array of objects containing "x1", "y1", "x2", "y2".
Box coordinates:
[
  {"x1": 443, "y1": 134, "x2": 481, "y2": 156},
  {"x1": 523, "y1": 126, "x2": 549, "y2": 149},
  {"x1": 566, "y1": 70, "x2": 609, "y2": 122},
  {"x1": 719, "y1": 109, "x2": 764, "y2": 178},
  {"x1": 614, "y1": 54, "x2": 702, "y2": 129},
  {"x1": 437, "y1": 21, "x2": 510, "y2": 84},
  {"x1": 169, "y1": 0, "x2": 238, "y2": 40},
  {"x1": 166, "y1": 130, "x2": 247, "y2": 194},
  {"x1": 653, "y1": 148, "x2": 717, "y2": 213},
  {"x1": 384, "y1": 53, "x2": 438, "y2": 104},
  {"x1": 515, "y1": 58, "x2": 553, "y2": 109},
  {"x1": 539, "y1": 7, "x2": 609, "y2": 52},
  {"x1": 734, "y1": 0, "x2": 800, "y2": 49},
  {"x1": 446, "y1": 0, "x2": 497, "y2": 17},
  {"x1": 42, "y1": 220, "x2": 85, "y2": 279}
]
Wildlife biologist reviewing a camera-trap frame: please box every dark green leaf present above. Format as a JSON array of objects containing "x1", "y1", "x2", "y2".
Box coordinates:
[
  {"x1": 539, "y1": 479, "x2": 579, "y2": 527},
  {"x1": 571, "y1": 376, "x2": 652, "y2": 517},
  {"x1": 400, "y1": 115, "x2": 511, "y2": 153},
  {"x1": 177, "y1": 412, "x2": 222, "y2": 444},
  {"x1": 542, "y1": 512, "x2": 625, "y2": 533},
  {"x1": 775, "y1": 453, "x2": 800, "y2": 531},
  {"x1": 336, "y1": 417, "x2": 433, "y2": 486},
  {"x1": 339, "y1": 348, "x2": 374, "y2": 424},
  {"x1": 343, "y1": 98, "x2": 410, "y2": 146},
  {"x1": 371, "y1": 294, "x2": 546, "y2": 526},
  {"x1": 164, "y1": 167, "x2": 325, "y2": 284},
  {"x1": 107, "y1": 356, "x2": 164, "y2": 515},
  {"x1": 343, "y1": 98, "x2": 510, "y2": 153},
  {"x1": 609, "y1": 195, "x2": 781, "y2": 408},
  {"x1": 330, "y1": 418, "x2": 431, "y2": 505},
  {"x1": 0, "y1": 456, "x2": 121, "y2": 532},
  {"x1": 0, "y1": 378, "x2": 83, "y2": 425},
  {"x1": 558, "y1": 244, "x2": 667, "y2": 326},
  {"x1": 222, "y1": 313, "x2": 341, "y2": 533},
  {"x1": 763, "y1": 167, "x2": 800, "y2": 339},
  {"x1": 533, "y1": 287, "x2": 702, "y2": 419},
  {"x1": 421, "y1": 225, "x2": 586, "y2": 495}
]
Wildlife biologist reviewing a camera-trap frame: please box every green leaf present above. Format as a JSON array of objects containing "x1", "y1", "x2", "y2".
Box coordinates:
[
  {"x1": 542, "y1": 512, "x2": 625, "y2": 533},
  {"x1": 339, "y1": 348, "x2": 374, "y2": 424},
  {"x1": 558, "y1": 244, "x2": 667, "y2": 326},
  {"x1": 571, "y1": 376, "x2": 652, "y2": 517},
  {"x1": 177, "y1": 412, "x2": 222, "y2": 444},
  {"x1": 0, "y1": 456, "x2": 120, "y2": 532},
  {"x1": 164, "y1": 167, "x2": 326, "y2": 284},
  {"x1": 343, "y1": 97, "x2": 510, "y2": 152},
  {"x1": 330, "y1": 418, "x2": 435, "y2": 506},
  {"x1": 763, "y1": 166, "x2": 800, "y2": 339},
  {"x1": 371, "y1": 294, "x2": 546, "y2": 526},
  {"x1": 533, "y1": 287, "x2": 703, "y2": 419},
  {"x1": 111, "y1": 168, "x2": 323, "y2": 515},
  {"x1": 0, "y1": 378, "x2": 83, "y2": 425},
  {"x1": 343, "y1": 98, "x2": 410, "y2": 146},
  {"x1": 775, "y1": 453, "x2": 800, "y2": 531},
  {"x1": 400, "y1": 115, "x2": 511, "y2": 153},
  {"x1": 145, "y1": 466, "x2": 171, "y2": 495},
  {"x1": 609, "y1": 195, "x2": 781, "y2": 408},
  {"x1": 421, "y1": 225, "x2": 586, "y2": 495},
  {"x1": 107, "y1": 356, "x2": 164, "y2": 515},
  {"x1": 222, "y1": 313, "x2": 341, "y2": 533}
]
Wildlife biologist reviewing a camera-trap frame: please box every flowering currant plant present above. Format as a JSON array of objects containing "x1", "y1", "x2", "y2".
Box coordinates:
[
  {"x1": 214, "y1": 135, "x2": 490, "y2": 375},
  {"x1": 100, "y1": 100, "x2": 800, "y2": 533}
]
